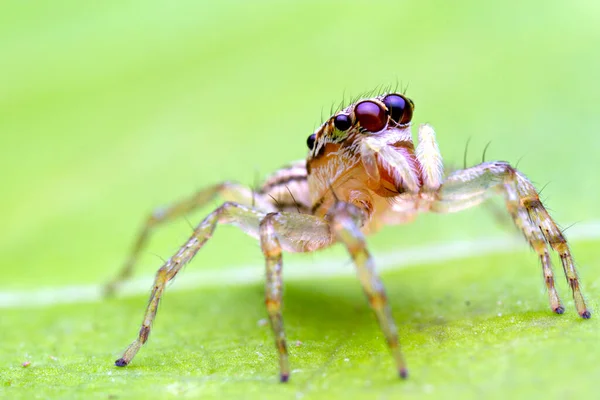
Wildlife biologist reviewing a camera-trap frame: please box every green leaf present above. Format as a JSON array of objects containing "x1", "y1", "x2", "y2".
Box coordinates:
[{"x1": 1, "y1": 0, "x2": 599, "y2": 399}]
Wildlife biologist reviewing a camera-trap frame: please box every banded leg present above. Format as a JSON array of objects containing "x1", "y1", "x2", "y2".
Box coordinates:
[
  {"x1": 115, "y1": 203, "x2": 334, "y2": 376},
  {"x1": 433, "y1": 161, "x2": 590, "y2": 318},
  {"x1": 329, "y1": 202, "x2": 408, "y2": 379},
  {"x1": 115, "y1": 201, "x2": 268, "y2": 367},
  {"x1": 105, "y1": 182, "x2": 275, "y2": 295},
  {"x1": 503, "y1": 177, "x2": 563, "y2": 313},
  {"x1": 260, "y1": 214, "x2": 289, "y2": 382},
  {"x1": 259, "y1": 205, "x2": 407, "y2": 380},
  {"x1": 256, "y1": 212, "x2": 333, "y2": 381}
]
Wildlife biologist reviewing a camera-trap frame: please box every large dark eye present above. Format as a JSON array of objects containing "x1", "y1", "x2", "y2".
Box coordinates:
[
  {"x1": 306, "y1": 133, "x2": 316, "y2": 150},
  {"x1": 383, "y1": 94, "x2": 413, "y2": 124},
  {"x1": 333, "y1": 114, "x2": 352, "y2": 131},
  {"x1": 355, "y1": 100, "x2": 387, "y2": 132}
]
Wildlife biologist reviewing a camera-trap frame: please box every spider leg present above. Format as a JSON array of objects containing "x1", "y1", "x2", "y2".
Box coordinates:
[
  {"x1": 114, "y1": 201, "x2": 267, "y2": 366},
  {"x1": 115, "y1": 197, "x2": 407, "y2": 380},
  {"x1": 257, "y1": 211, "x2": 335, "y2": 382},
  {"x1": 432, "y1": 161, "x2": 590, "y2": 318},
  {"x1": 105, "y1": 181, "x2": 275, "y2": 295},
  {"x1": 260, "y1": 214, "x2": 290, "y2": 382},
  {"x1": 328, "y1": 201, "x2": 408, "y2": 379},
  {"x1": 258, "y1": 203, "x2": 408, "y2": 380},
  {"x1": 115, "y1": 202, "x2": 334, "y2": 381}
]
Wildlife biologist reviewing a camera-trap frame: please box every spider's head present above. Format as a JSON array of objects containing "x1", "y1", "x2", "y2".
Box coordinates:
[
  {"x1": 306, "y1": 93, "x2": 420, "y2": 215},
  {"x1": 306, "y1": 93, "x2": 414, "y2": 163},
  {"x1": 305, "y1": 92, "x2": 420, "y2": 214}
]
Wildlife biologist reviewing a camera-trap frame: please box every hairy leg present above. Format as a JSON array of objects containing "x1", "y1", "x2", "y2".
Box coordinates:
[
  {"x1": 260, "y1": 214, "x2": 289, "y2": 382},
  {"x1": 114, "y1": 197, "x2": 408, "y2": 380},
  {"x1": 105, "y1": 182, "x2": 275, "y2": 295},
  {"x1": 258, "y1": 211, "x2": 333, "y2": 381},
  {"x1": 433, "y1": 161, "x2": 589, "y2": 318},
  {"x1": 114, "y1": 203, "x2": 333, "y2": 376},
  {"x1": 114, "y1": 201, "x2": 267, "y2": 367},
  {"x1": 328, "y1": 202, "x2": 408, "y2": 378},
  {"x1": 258, "y1": 202, "x2": 408, "y2": 380}
]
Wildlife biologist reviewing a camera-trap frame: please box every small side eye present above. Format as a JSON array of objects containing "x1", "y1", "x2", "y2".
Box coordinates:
[
  {"x1": 333, "y1": 114, "x2": 352, "y2": 131},
  {"x1": 306, "y1": 133, "x2": 316, "y2": 150},
  {"x1": 355, "y1": 100, "x2": 387, "y2": 132},
  {"x1": 383, "y1": 94, "x2": 413, "y2": 124}
]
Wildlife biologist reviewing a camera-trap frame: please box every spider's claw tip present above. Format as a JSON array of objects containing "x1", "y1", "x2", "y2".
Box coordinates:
[
  {"x1": 280, "y1": 373, "x2": 290, "y2": 383},
  {"x1": 580, "y1": 310, "x2": 592, "y2": 319},
  {"x1": 115, "y1": 358, "x2": 129, "y2": 367},
  {"x1": 553, "y1": 306, "x2": 565, "y2": 315},
  {"x1": 399, "y1": 368, "x2": 408, "y2": 379}
]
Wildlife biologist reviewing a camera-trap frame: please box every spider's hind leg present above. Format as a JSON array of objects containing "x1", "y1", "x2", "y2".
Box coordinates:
[
  {"x1": 105, "y1": 181, "x2": 275, "y2": 295},
  {"x1": 432, "y1": 161, "x2": 590, "y2": 318}
]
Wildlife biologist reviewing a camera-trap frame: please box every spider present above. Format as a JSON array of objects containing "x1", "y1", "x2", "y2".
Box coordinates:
[{"x1": 109, "y1": 92, "x2": 590, "y2": 382}]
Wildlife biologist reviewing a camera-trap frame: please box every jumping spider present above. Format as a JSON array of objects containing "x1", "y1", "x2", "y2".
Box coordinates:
[{"x1": 108, "y1": 92, "x2": 590, "y2": 382}]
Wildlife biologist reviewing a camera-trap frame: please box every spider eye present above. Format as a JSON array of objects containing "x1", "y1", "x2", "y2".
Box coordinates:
[
  {"x1": 306, "y1": 133, "x2": 316, "y2": 150},
  {"x1": 333, "y1": 114, "x2": 352, "y2": 131},
  {"x1": 383, "y1": 94, "x2": 413, "y2": 124},
  {"x1": 355, "y1": 100, "x2": 387, "y2": 132}
]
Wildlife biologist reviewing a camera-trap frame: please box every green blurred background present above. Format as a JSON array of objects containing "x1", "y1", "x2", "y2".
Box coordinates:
[{"x1": 1, "y1": 1, "x2": 599, "y2": 399}]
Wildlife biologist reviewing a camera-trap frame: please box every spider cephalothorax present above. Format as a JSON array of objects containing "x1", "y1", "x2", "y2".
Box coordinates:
[
  {"x1": 306, "y1": 93, "x2": 435, "y2": 232},
  {"x1": 108, "y1": 91, "x2": 590, "y2": 383}
]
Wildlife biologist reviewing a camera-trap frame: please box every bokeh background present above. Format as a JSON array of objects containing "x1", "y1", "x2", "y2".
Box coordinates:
[{"x1": 1, "y1": 1, "x2": 599, "y2": 398}]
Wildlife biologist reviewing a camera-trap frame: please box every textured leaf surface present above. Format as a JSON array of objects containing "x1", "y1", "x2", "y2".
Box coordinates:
[{"x1": 1, "y1": 1, "x2": 599, "y2": 399}]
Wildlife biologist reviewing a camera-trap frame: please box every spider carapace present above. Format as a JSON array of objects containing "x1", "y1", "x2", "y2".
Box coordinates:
[{"x1": 108, "y1": 92, "x2": 590, "y2": 382}]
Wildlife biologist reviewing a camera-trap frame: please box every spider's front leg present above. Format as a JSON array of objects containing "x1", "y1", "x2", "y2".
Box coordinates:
[
  {"x1": 114, "y1": 201, "x2": 269, "y2": 367},
  {"x1": 259, "y1": 213, "x2": 290, "y2": 381},
  {"x1": 114, "y1": 197, "x2": 407, "y2": 381},
  {"x1": 432, "y1": 161, "x2": 590, "y2": 318},
  {"x1": 114, "y1": 200, "x2": 334, "y2": 381},
  {"x1": 258, "y1": 202, "x2": 408, "y2": 380},
  {"x1": 327, "y1": 201, "x2": 408, "y2": 378}
]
